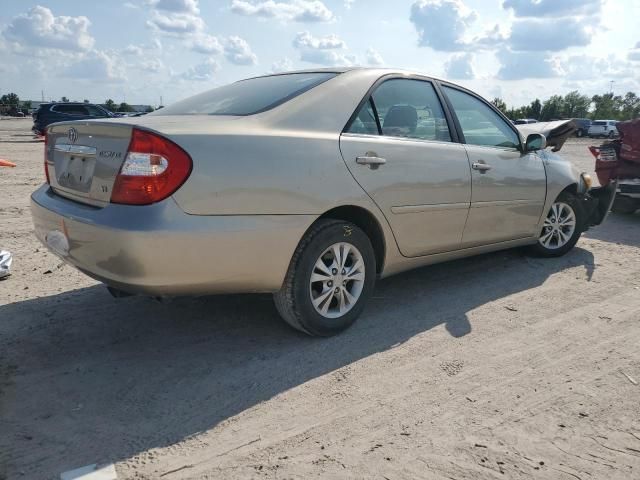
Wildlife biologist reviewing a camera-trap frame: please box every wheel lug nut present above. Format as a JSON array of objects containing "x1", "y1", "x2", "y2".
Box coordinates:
[
  {"x1": 327, "y1": 281, "x2": 332, "y2": 287},
  {"x1": 341, "y1": 269, "x2": 346, "y2": 275},
  {"x1": 334, "y1": 287, "x2": 339, "y2": 293},
  {"x1": 332, "y1": 268, "x2": 337, "y2": 274}
]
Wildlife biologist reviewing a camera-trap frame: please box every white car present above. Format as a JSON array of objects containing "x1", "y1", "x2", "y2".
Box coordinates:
[{"x1": 588, "y1": 120, "x2": 618, "y2": 138}]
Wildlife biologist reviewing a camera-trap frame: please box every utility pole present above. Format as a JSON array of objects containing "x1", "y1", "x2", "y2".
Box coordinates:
[
  {"x1": 609, "y1": 80, "x2": 615, "y2": 94},
  {"x1": 41, "y1": 90, "x2": 44, "y2": 102},
  {"x1": 160, "y1": 95, "x2": 163, "y2": 106}
]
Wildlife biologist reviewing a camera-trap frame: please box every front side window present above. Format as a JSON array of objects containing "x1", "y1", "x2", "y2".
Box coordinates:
[
  {"x1": 153, "y1": 72, "x2": 337, "y2": 116},
  {"x1": 443, "y1": 86, "x2": 520, "y2": 149},
  {"x1": 372, "y1": 79, "x2": 451, "y2": 142},
  {"x1": 53, "y1": 105, "x2": 87, "y2": 115}
]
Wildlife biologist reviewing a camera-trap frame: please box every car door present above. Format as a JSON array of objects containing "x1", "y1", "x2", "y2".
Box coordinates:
[
  {"x1": 339, "y1": 78, "x2": 471, "y2": 257},
  {"x1": 441, "y1": 85, "x2": 546, "y2": 247}
]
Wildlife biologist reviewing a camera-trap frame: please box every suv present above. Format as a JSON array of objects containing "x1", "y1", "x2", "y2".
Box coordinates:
[
  {"x1": 32, "y1": 103, "x2": 114, "y2": 136},
  {"x1": 513, "y1": 118, "x2": 538, "y2": 125},
  {"x1": 572, "y1": 118, "x2": 591, "y2": 137},
  {"x1": 588, "y1": 120, "x2": 618, "y2": 138}
]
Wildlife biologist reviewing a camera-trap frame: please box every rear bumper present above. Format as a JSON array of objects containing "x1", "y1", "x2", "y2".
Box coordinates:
[{"x1": 30, "y1": 186, "x2": 314, "y2": 295}]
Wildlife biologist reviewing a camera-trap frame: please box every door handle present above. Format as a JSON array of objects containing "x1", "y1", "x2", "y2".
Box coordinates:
[
  {"x1": 472, "y1": 161, "x2": 492, "y2": 173},
  {"x1": 356, "y1": 153, "x2": 386, "y2": 170}
]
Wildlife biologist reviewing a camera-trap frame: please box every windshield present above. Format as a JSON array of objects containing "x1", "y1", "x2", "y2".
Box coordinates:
[{"x1": 151, "y1": 72, "x2": 338, "y2": 116}]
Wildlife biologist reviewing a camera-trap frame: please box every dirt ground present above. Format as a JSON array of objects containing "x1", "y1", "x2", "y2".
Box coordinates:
[{"x1": 1, "y1": 117, "x2": 639, "y2": 480}]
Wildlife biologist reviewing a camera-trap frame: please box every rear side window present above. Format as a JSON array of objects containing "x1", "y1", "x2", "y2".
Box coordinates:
[
  {"x1": 346, "y1": 78, "x2": 451, "y2": 142},
  {"x1": 85, "y1": 105, "x2": 109, "y2": 116},
  {"x1": 52, "y1": 104, "x2": 87, "y2": 115},
  {"x1": 443, "y1": 86, "x2": 520, "y2": 149},
  {"x1": 153, "y1": 72, "x2": 337, "y2": 116},
  {"x1": 592, "y1": 121, "x2": 605, "y2": 126}
]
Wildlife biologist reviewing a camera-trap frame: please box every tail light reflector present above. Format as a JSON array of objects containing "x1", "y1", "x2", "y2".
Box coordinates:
[{"x1": 110, "y1": 128, "x2": 192, "y2": 205}]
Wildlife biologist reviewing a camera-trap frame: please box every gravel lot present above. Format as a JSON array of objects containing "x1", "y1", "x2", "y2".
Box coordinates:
[{"x1": 1, "y1": 118, "x2": 639, "y2": 480}]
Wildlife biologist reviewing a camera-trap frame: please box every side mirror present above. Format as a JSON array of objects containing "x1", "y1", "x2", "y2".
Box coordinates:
[{"x1": 525, "y1": 133, "x2": 547, "y2": 152}]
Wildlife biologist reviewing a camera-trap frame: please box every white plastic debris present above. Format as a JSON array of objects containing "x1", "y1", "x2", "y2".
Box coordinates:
[{"x1": 0, "y1": 250, "x2": 12, "y2": 279}]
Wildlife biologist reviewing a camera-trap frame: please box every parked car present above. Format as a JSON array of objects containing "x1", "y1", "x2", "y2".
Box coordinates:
[
  {"x1": 513, "y1": 118, "x2": 538, "y2": 125},
  {"x1": 31, "y1": 68, "x2": 616, "y2": 336},
  {"x1": 588, "y1": 120, "x2": 618, "y2": 138},
  {"x1": 32, "y1": 102, "x2": 114, "y2": 136},
  {"x1": 572, "y1": 118, "x2": 591, "y2": 137}
]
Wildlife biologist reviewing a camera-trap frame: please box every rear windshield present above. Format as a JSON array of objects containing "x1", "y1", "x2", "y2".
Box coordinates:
[
  {"x1": 152, "y1": 72, "x2": 338, "y2": 116},
  {"x1": 592, "y1": 121, "x2": 606, "y2": 126}
]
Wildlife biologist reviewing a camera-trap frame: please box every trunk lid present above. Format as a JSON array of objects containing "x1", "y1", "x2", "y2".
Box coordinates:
[{"x1": 46, "y1": 121, "x2": 134, "y2": 206}]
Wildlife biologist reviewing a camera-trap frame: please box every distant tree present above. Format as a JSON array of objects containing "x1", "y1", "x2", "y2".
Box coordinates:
[
  {"x1": 103, "y1": 99, "x2": 117, "y2": 112},
  {"x1": 525, "y1": 99, "x2": 542, "y2": 119},
  {"x1": 21, "y1": 100, "x2": 32, "y2": 114},
  {"x1": 562, "y1": 91, "x2": 590, "y2": 118},
  {"x1": 491, "y1": 97, "x2": 507, "y2": 114},
  {"x1": 540, "y1": 95, "x2": 564, "y2": 121},
  {"x1": 144, "y1": 105, "x2": 154, "y2": 113},
  {"x1": 118, "y1": 102, "x2": 134, "y2": 112},
  {"x1": 620, "y1": 92, "x2": 640, "y2": 120},
  {"x1": 0, "y1": 93, "x2": 20, "y2": 106},
  {"x1": 83, "y1": 99, "x2": 90, "y2": 103},
  {"x1": 60, "y1": 96, "x2": 69, "y2": 102},
  {"x1": 591, "y1": 93, "x2": 623, "y2": 120}
]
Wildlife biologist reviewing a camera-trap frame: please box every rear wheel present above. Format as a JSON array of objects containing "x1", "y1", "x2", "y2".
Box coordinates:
[
  {"x1": 530, "y1": 193, "x2": 584, "y2": 257},
  {"x1": 274, "y1": 219, "x2": 376, "y2": 336},
  {"x1": 576, "y1": 129, "x2": 583, "y2": 138},
  {"x1": 608, "y1": 130, "x2": 615, "y2": 138}
]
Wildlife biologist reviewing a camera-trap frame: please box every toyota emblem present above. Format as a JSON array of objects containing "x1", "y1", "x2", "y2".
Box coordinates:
[{"x1": 67, "y1": 127, "x2": 78, "y2": 144}]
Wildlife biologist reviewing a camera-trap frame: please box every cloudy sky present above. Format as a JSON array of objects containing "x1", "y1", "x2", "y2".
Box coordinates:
[{"x1": 1, "y1": 0, "x2": 639, "y2": 107}]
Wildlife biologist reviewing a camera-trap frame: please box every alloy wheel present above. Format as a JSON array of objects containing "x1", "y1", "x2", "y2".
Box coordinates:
[
  {"x1": 309, "y1": 242, "x2": 365, "y2": 318},
  {"x1": 539, "y1": 202, "x2": 577, "y2": 249}
]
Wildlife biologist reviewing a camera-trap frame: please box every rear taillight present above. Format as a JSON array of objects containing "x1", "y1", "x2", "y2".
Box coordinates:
[
  {"x1": 110, "y1": 128, "x2": 192, "y2": 205},
  {"x1": 44, "y1": 132, "x2": 50, "y2": 184}
]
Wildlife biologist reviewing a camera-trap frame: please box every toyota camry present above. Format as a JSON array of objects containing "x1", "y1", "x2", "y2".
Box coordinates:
[{"x1": 31, "y1": 68, "x2": 616, "y2": 336}]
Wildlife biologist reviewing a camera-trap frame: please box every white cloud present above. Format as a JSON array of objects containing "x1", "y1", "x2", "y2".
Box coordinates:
[
  {"x1": 292, "y1": 31, "x2": 353, "y2": 65},
  {"x1": 191, "y1": 34, "x2": 223, "y2": 54},
  {"x1": 140, "y1": 58, "x2": 164, "y2": 73},
  {"x1": 629, "y1": 42, "x2": 640, "y2": 62},
  {"x1": 179, "y1": 58, "x2": 219, "y2": 81},
  {"x1": 497, "y1": 49, "x2": 560, "y2": 80},
  {"x1": 410, "y1": 0, "x2": 477, "y2": 51},
  {"x1": 147, "y1": 11, "x2": 204, "y2": 33},
  {"x1": 271, "y1": 57, "x2": 293, "y2": 72},
  {"x1": 123, "y1": 44, "x2": 143, "y2": 56},
  {"x1": 365, "y1": 48, "x2": 384, "y2": 66},
  {"x1": 558, "y1": 54, "x2": 635, "y2": 81},
  {"x1": 230, "y1": 0, "x2": 335, "y2": 22},
  {"x1": 148, "y1": 0, "x2": 200, "y2": 14},
  {"x1": 344, "y1": 0, "x2": 355, "y2": 9},
  {"x1": 503, "y1": 0, "x2": 603, "y2": 17},
  {"x1": 445, "y1": 53, "x2": 474, "y2": 79},
  {"x1": 293, "y1": 31, "x2": 345, "y2": 49},
  {"x1": 508, "y1": 18, "x2": 593, "y2": 51},
  {"x1": 224, "y1": 36, "x2": 258, "y2": 65},
  {"x1": 64, "y1": 51, "x2": 126, "y2": 82},
  {"x1": 300, "y1": 49, "x2": 354, "y2": 66},
  {"x1": 2, "y1": 5, "x2": 94, "y2": 52}
]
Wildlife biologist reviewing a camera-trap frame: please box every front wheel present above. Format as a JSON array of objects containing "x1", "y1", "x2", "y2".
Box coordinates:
[
  {"x1": 576, "y1": 129, "x2": 583, "y2": 138},
  {"x1": 608, "y1": 130, "x2": 616, "y2": 138},
  {"x1": 529, "y1": 193, "x2": 585, "y2": 257},
  {"x1": 274, "y1": 219, "x2": 376, "y2": 336}
]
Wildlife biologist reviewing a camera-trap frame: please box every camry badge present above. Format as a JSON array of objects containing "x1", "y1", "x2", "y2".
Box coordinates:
[{"x1": 67, "y1": 127, "x2": 78, "y2": 144}]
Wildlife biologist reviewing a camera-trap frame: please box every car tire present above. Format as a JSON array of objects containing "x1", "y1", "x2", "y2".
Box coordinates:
[
  {"x1": 611, "y1": 195, "x2": 639, "y2": 214},
  {"x1": 576, "y1": 129, "x2": 583, "y2": 138},
  {"x1": 608, "y1": 130, "x2": 615, "y2": 139},
  {"x1": 529, "y1": 192, "x2": 585, "y2": 257},
  {"x1": 274, "y1": 219, "x2": 376, "y2": 336}
]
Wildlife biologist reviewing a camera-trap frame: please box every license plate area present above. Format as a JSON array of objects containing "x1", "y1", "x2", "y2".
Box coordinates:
[{"x1": 55, "y1": 144, "x2": 97, "y2": 193}]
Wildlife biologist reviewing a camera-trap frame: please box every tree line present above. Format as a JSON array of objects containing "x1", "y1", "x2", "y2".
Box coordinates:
[
  {"x1": 0, "y1": 92, "x2": 155, "y2": 115},
  {"x1": 491, "y1": 90, "x2": 640, "y2": 122}
]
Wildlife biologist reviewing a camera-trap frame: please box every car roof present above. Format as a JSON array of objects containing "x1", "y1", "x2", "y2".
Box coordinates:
[{"x1": 245, "y1": 67, "x2": 445, "y2": 83}]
